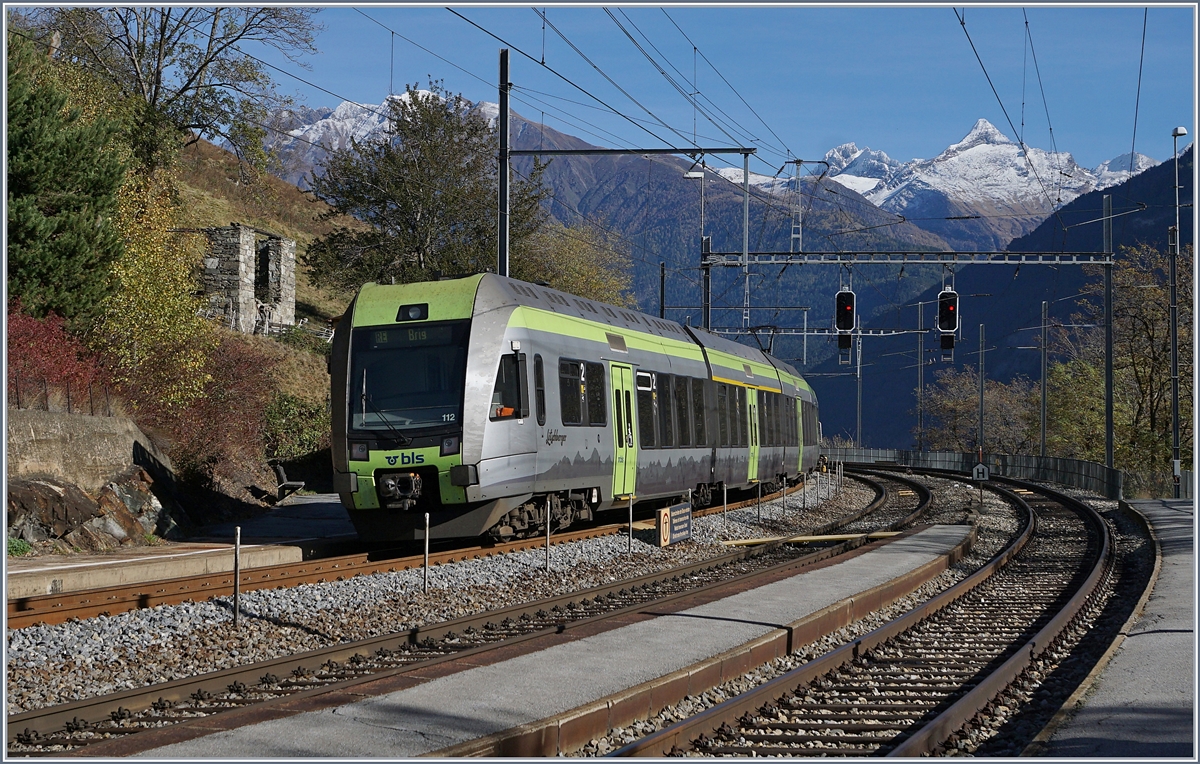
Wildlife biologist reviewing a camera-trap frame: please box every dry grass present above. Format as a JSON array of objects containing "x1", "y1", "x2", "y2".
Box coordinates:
[
  {"x1": 175, "y1": 139, "x2": 356, "y2": 323},
  {"x1": 237, "y1": 333, "x2": 331, "y2": 405}
]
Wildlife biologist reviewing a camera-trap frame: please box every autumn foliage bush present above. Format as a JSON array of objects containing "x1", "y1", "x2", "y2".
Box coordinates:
[
  {"x1": 7, "y1": 302, "x2": 110, "y2": 409},
  {"x1": 132, "y1": 332, "x2": 280, "y2": 489}
]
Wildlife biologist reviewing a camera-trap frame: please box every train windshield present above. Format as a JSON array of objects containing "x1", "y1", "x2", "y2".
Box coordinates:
[{"x1": 349, "y1": 321, "x2": 470, "y2": 433}]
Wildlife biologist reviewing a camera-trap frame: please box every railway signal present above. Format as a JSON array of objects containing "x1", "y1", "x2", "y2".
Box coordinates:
[
  {"x1": 937, "y1": 290, "x2": 959, "y2": 333},
  {"x1": 835, "y1": 289, "x2": 855, "y2": 356},
  {"x1": 835, "y1": 290, "x2": 855, "y2": 331},
  {"x1": 937, "y1": 289, "x2": 957, "y2": 360}
]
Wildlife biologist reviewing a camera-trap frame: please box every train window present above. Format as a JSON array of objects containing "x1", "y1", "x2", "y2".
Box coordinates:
[
  {"x1": 784, "y1": 397, "x2": 792, "y2": 446},
  {"x1": 534, "y1": 355, "x2": 546, "y2": 426},
  {"x1": 559, "y1": 360, "x2": 583, "y2": 425},
  {"x1": 765, "y1": 393, "x2": 772, "y2": 447},
  {"x1": 585, "y1": 362, "x2": 606, "y2": 426},
  {"x1": 717, "y1": 384, "x2": 729, "y2": 447},
  {"x1": 674, "y1": 376, "x2": 691, "y2": 448},
  {"x1": 769, "y1": 394, "x2": 778, "y2": 446},
  {"x1": 658, "y1": 374, "x2": 674, "y2": 448},
  {"x1": 729, "y1": 386, "x2": 739, "y2": 446},
  {"x1": 490, "y1": 353, "x2": 528, "y2": 421},
  {"x1": 637, "y1": 372, "x2": 657, "y2": 449},
  {"x1": 760, "y1": 394, "x2": 770, "y2": 447},
  {"x1": 613, "y1": 387, "x2": 624, "y2": 447},
  {"x1": 768, "y1": 394, "x2": 778, "y2": 447},
  {"x1": 692, "y1": 378, "x2": 707, "y2": 446}
]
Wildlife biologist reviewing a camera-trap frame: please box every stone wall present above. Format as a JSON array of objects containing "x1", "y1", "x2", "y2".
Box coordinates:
[
  {"x1": 202, "y1": 224, "x2": 256, "y2": 333},
  {"x1": 6, "y1": 409, "x2": 175, "y2": 494},
  {"x1": 201, "y1": 223, "x2": 296, "y2": 333}
]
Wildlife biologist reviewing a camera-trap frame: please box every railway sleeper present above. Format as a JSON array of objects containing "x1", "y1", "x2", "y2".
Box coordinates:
[
  {"x1": 706, "y1": 744, "x2": 881, "y2": 756},
  {"x1": 739, "y1": 732, "x2": 899, "y2": 745}
]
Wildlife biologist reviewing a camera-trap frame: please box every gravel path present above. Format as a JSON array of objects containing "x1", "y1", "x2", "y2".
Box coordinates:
[{"x1": 7, "y1": 478, "x2": 874, "y2": 715}]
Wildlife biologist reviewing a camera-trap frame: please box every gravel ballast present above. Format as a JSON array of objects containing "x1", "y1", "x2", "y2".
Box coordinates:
[{"x1": 8, "y1": 478, "x2": 874, "y2": 715}]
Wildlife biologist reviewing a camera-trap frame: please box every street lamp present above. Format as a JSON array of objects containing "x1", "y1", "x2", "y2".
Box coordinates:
[{"x1": 1170, "y1": 126, "x2": 1187, "y2": 498}]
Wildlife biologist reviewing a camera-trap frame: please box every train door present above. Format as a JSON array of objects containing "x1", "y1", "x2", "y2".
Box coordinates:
[
  {"x1": 747, "y1": 388, "x2": 759, "y2": 483},
  {"x1": 610, "y1": 363, "x2": 637, "y2": 499}
]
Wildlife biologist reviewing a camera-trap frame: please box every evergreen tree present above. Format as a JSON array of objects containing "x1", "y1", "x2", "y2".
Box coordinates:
[
  {"x1": 6, "y1": 33, "x2": 125, "y2": 324},
  {"x1": 305, "y1": 82, "x2": 550, "y2": 291}
]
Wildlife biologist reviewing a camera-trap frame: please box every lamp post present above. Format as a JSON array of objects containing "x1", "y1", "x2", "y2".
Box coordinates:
[{"x1": 1171, "y1": 126, "x2": 1187, "y2": 498}]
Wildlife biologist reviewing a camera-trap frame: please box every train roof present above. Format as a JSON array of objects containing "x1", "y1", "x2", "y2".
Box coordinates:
[{"x1": 355, "y1": 274, "x2": 814, "y2": 401}]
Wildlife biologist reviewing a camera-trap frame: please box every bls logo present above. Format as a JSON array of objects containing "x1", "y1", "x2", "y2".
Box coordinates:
[{"x1": 386, "y1": 453, "x2": 425, "y2": 466}]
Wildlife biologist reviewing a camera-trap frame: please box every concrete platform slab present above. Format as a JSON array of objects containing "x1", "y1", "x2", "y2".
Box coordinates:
[
  {"x1": 1038, "y1": 499, "x2": 1195, "y2": 758},
  {"x1": 136, "y1": 524, "x2": 973, "y2": 758},
  {"x1": 6, "y1": 494, "x2": 355, "y2": 599}
]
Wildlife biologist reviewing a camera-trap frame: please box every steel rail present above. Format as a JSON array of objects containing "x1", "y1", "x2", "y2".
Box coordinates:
[
  {"x1": 886, "y1": 480, "x2": 1112, "y2": 756},
  {"x1": 611, "y1": 475, "x2": 1036, "y2": 756},
  {"x1": 612, "y1": 474, "x2": 1111, "y2": 758},
  {"x1": 7, "y1": 475, "x2": 905, "y2": 753},
  {"x1": 8, "y1": 480, "x2": 839, "y2": 630}
]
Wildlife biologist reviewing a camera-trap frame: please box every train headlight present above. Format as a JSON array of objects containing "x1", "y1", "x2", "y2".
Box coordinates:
[
  {"x1": 350, "y1": 442, "x2": 369, "y2": 460},
  {"x1": 441, "y1": 436, "x2": 460, "y2": 456},
  {"x1": 395, "y1": 303, "x2": 428, "y2": 322}
]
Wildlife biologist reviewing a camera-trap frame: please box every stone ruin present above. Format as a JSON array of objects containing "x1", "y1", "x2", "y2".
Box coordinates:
[{"x1": 200, "y1": 223, "x2": 296, "y2": 334}]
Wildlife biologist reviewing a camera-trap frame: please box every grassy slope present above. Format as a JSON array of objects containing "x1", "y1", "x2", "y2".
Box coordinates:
[
  {"x1": 174, "y1": 139, "x2": 353, "y2": 326},
  {"x1": 173, "y1": 139, "x2": 350, "y2": 404}
]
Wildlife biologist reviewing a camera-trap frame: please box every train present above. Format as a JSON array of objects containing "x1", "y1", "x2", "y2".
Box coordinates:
[{"x1": 328, "y1": 273, "x2": 820, "y2": 541}]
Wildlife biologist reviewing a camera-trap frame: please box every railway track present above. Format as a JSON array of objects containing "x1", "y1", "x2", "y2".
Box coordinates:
[
  {"x1": 7, "y1": 472, "x2": 921, "y2": 755},
  {"x1": 7, "y1": 479, "x2": 857, "y2": 630},
  {"x1": 612, "y1": 476, "x2": 1113, "y2": 757}
]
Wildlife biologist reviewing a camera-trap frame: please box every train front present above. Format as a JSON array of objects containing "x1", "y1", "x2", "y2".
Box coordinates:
[{"x1": 329, "y1": 277, "x2": 483, "y2": 541}]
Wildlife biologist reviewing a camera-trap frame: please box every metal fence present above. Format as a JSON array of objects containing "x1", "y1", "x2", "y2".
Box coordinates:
[
  {"x1": 824, "y1": 447, "x2": 1124, "y2": 500},
  {"x1": 8, "y1": 377, "x2": 115, "y2": 416}
]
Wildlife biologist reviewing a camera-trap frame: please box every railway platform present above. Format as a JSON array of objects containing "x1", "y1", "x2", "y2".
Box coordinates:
[
  {"x1": 131, "y1": 523, "x2": 974, "y2": 758},
  {"x1": 1033, "y1": 498, "x2": 1195, "y2": 758},
  {"x1": 6, "y1": 494, "x2": 354, "y2": 599}
]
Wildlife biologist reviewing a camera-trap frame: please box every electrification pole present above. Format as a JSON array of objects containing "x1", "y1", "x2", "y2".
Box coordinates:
[
  {"x1": 742, "y1": 153, "x2": 751, "y2": 330},
  {"x1": 659, "y1": 262, "x2": 666, "y2": 319},
  {"x1": 917, "y1": 303, "x2": 925, "y2": 450},
  {"x1": 978, "y1": 323, "x2": 985, "y2": 464},
  {"x1": 1104, "y1": 194, "x2": 1114, "y2": 470},
  {"x1": 497, "y1": 49, "x2": 510, "y2": 278},
  {"x1": 1171, "y1": 126, "x2": 1187, "y2": 497},
  {"x1": 1041, "y1": 300, "x2": 1048, "y2": 459},
  {"x1": 856, "y1": 332, "x2": 863, "y2": 447}
]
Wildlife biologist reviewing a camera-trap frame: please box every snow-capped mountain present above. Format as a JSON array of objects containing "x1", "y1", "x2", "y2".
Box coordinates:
[
  {"x1": 269, "y1": 91, "x2": 469, "y2": 188},
  {"x1": 267, "y1": 101, "x2": 1160, "y2": 251},
  {"x1": 1093, "y1": 151, "x2": 1159, "y2": 189},
  {"x1": 821, "y1": 119, "x2": 1158, "y2": 250}
]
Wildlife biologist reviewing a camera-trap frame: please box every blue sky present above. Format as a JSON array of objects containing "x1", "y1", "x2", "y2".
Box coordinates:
[{"x1": 258, "y1": 5, "x2": 1196, "y2": 176}]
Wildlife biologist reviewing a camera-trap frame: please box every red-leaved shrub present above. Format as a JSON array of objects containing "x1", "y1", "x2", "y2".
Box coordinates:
[
  {"x1": 7, "y1": 301, "x2": 110, "y2": 410},
  {"x1": 135, "y1": 332, "x2": 280, "y2": 488}
]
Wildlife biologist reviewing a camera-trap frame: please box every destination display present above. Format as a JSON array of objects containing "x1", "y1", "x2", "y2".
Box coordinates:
[{"x1": 367, "y1": 324, "x2": 455, "y2": 349}]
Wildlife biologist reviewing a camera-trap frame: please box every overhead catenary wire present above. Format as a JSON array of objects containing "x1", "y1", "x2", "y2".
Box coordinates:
[
  {"x1": 603, "y1": 8, "x2": 746, "y2": 151},
  {"x1": 1023, "y1": 10, "x2": 1064, "y2": 205},
  {"x1": 661, "y1": 9, "x2": 794, "y2": 163},
  {"x1": 953, "y1": 7, "x2": 1068, "y2": 238},
  {"x1": 446, "y1": 8, "x2": 682, "y2": 150},
  {"x1": 614, "y1": 8, "x2": 787, "y2": 167}
]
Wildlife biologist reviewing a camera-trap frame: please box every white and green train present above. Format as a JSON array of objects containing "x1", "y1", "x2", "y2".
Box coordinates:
[{"x1": 329, "y1": 274, "x2": 820, "y2": 541}]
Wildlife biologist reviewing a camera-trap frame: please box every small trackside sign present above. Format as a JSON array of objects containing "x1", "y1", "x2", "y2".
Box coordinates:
[
  {"x1": 656, "y1": 501, "x2": 692, "y2": 547},
  {"x1": 972, "y1": 464, "x2": 990, "y2": 482}
]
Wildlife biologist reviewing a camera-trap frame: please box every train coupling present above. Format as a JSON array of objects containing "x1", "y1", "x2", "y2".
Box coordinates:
[{"x1": 377, "y1": 471, "x2": 423, "y2": 510}]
